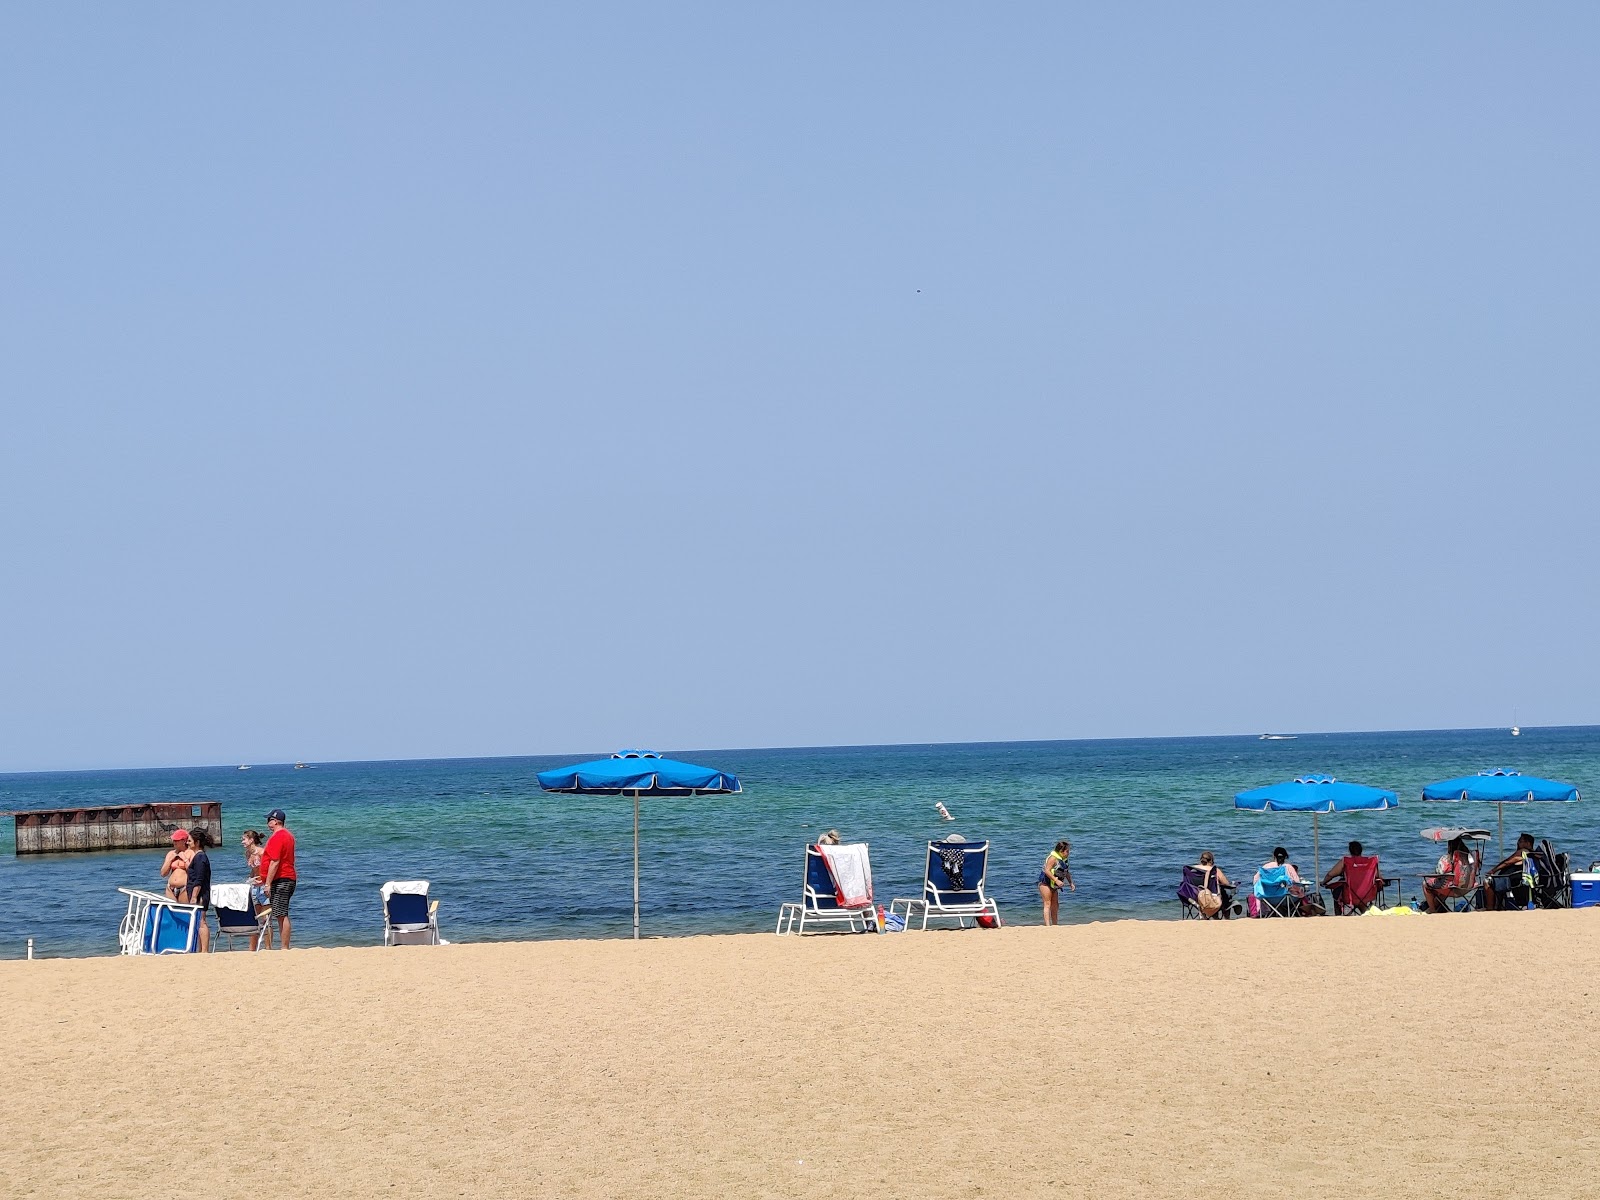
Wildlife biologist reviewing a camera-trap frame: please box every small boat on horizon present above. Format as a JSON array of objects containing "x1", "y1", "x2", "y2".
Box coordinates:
[
  {"x1": 1258, "y1": 734, "x2": 1298, "y2": 741},
  {"x1": 294, "y1": 763, "x2": 309, "y2": 769},
  {"x1": 236, "y1": 765, "x2": 251, "y2": 771}
]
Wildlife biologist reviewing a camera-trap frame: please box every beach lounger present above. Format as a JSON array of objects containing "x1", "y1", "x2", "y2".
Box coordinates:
[
  {"x1": 889, "y1": 839, "x2": 1001, "y2": 931},
  {"x1": 211, "y1": 883, "x2": 268, "y2": 951},
  {"x1": 382, "y1": 880, "x2": 442, "y2": 946},
  {"x1": 116, "y1": 887, "x2": 203, "y2": 955},
  {"x1": 775, "y1": 843, "x2": 878, "y2": 935}
]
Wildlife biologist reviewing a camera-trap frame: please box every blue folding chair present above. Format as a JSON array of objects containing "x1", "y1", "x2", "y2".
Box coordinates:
[
  {"x1": 890, "y1": 838, "x2": 1001, "y2": 930},
  {"x1": 382, "y1": 881, "x2": 442, "y2": 946},
  {"x1": 1253, "y1": 865, "x2": 1298, "y2": 918},
  {"x1": 776, "y1": 844, "x2": 877, "y2": 935},
  {"x1": 211, "y1": 883, "x2": 269, "y2": 951}
]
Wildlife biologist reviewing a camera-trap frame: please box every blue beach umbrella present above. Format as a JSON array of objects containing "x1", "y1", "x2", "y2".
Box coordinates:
[
  {"x1": 1234, "y1": 774, "x2": 1399, "y2": 880},
  {"x1": 536, "y1": 750, "x2": 741, "y2": 940},
  {"x1": 1420, "y1": 767, "x2": 1580, "y2": 853}
]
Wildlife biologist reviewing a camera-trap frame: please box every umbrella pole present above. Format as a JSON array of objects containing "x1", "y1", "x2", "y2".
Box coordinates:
[
  {"x1": 633, "y1": 790, "x2": 641, "y2": 941},
  {"x1": 1313, "y1": 813, "x2": 1321, "y2": 883},
  {"x1": 1498, "y1": 802, "x2": 1504, "y2": 858}
]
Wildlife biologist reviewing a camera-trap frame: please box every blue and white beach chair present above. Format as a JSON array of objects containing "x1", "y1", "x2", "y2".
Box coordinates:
[
  {"x1": 889, "y1": 838, "x2": 1001, "y2": 931},
  {"x1": 1253, "y1": 865, "x2": 1297, "y2": 918},
  {"x1": 117, "y1": 887, "x2": 203, "y2": 955},
  {"x1": 211, "y1": 883, "x2": 269, "y2": 951},
  {"x1": 776, "y1": 844, "x2": 878, "y2": 935},
  {"x1": 382, "y1": 880, "x2": 443, "y2": 946}
]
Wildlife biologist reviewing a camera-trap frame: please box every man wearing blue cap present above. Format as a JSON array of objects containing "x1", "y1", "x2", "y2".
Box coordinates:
[{"x1": 260, "y1": 809, "x2": 297, "y2": 949}]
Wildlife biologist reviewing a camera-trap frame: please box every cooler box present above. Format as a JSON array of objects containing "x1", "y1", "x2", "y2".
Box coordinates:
[{"x1": 1570, "y1": 873, "x2": 1600, "y2": 909}]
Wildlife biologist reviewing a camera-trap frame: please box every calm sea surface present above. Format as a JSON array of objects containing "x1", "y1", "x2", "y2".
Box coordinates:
[{"x1": 4, "y1": 728, "x2": 1599, "y2": 959}]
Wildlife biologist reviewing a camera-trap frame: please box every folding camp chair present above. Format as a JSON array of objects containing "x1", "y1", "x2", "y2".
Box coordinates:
[
  {"x1": 211, "y1": 883, "x2": 269, "y2": 951},
  {"x1": 117, "y1": 887, "x2": 203, "y2": 955},
  {"x1": 889, "y1": 838, "x2": 1001, "y2": 930},
  {"x1": 1531, "y1": 840, "x2": 1571, "y2": 909},
  {"x1": 382, "y1": 880, "x2": 443, "y2": 946},
  {"x1": 1178, "y1": 865, "x2": 1239, "y2": 919},
  {"x1": 1253, "y1": 865, "x2": 1301, "y2": 918},
  {"x1": 776, "y1": 844, "x2": 878, "y2": 935},
  {"x1": 1328, "y1": 855, "x2": 1391, "y2": 914}
]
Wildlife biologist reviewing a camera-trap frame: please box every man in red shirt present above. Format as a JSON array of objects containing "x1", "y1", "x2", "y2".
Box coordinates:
[{"x1": 261, "y1": 808, "x2": 298, "y2": 949}]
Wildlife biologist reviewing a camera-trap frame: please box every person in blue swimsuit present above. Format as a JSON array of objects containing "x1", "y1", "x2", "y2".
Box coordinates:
[{"x1": 1037, "y1": 840, "x2": 1075, "y2": 925}]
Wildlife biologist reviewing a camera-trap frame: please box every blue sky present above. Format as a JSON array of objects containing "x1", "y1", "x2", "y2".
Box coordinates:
[{"x1": 3, "y1": 6, "x2": 1596, "y2": 771}]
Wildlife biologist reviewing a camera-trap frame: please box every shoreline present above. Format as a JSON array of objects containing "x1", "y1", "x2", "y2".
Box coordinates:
[{"x1": 5, "y1": 915, "x2": 1599, "y2": 1197}]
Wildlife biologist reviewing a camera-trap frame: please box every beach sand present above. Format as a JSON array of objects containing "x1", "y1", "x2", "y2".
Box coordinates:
[{"x1": 4, "y1": 914, "x2": 1598, "y2": 1199}]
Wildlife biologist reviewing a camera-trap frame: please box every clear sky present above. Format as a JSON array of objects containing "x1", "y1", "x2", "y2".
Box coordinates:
[{"x1": 3, "y1": 6, "x2": 1597, "y2": 771}]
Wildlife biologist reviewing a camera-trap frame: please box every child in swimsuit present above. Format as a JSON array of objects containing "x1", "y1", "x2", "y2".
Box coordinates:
[{"x1": 1037, "y1": 840, "x2": 1074, "y2": 926}]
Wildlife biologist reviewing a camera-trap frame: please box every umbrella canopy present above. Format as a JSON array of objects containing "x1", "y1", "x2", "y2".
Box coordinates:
[
  {"x1": 1420, "y1": 767, "x2": 1578, "y2": 853},
  {"x1": 536, "y1": 751, "x2": 741, "y2": 797},
  {"x1": 1420, "y1": 768, "x2": 1579, "y2": 805},
  {"x1": 536, "y1": 751, "x2": 741, "y2": 940},
  {"x1": 1235, "y1": 774, "x2": 1399, "y2": 813},
  {"x1": 1234, "y1": 775, "x2": 1399, "y2": 879},
  {"x1": 1420, "y1": 826, "x2": 1493, "y2": 844}
]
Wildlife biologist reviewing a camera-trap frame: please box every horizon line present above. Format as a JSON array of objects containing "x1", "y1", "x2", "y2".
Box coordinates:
[{"x1": 2, "y1": 722, "x2": 1590, "y2": 779}]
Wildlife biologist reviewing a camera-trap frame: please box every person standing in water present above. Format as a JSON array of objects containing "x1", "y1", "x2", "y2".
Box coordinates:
[{"x1": 1037, "y1": 840, "x2": 1075, "y2": 925}]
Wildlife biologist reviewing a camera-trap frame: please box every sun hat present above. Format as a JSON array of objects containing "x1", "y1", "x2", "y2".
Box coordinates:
[
  {"x1": 265, "y1": 808, "x2": 287, "y2": 823},
  {"x1": 170, "y1": 829, "x2": 190, "y2": 842}
]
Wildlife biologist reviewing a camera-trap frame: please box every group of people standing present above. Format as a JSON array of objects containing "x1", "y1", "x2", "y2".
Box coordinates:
[{"x1": 158, "y1": 808, "x2": 297, "y2": 950}]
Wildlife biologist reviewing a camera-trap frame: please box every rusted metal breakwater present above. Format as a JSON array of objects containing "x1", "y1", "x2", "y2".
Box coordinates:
[{"x1": 12, "y1": 802, "x2": 223, "y2": 855}]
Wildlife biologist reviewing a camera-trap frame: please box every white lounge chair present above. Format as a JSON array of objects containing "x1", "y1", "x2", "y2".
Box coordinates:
[
  {"x1": 117, "y1": 887, "x2": 204, "y2": 955},
  {"x1": 382, "y1": 880, "x2": 443, "y2": 946},
  {"x1": 776, "y1": 843, "x2": 877, "y2": 935},
  {"x1": 889, "y1": 839, "x2": 1001, "y2": 930}
]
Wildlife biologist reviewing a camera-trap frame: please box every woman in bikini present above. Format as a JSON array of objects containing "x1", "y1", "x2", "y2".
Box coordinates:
[
  {"x1": 1037, "y1": 840, "x2": 1075, "y2": 926},
  {"x1": 161, "y1": 829, "x2": 192, "y2": 901},
  {"x1": 241, "y1": 829, "x2": 273, "y2": 948}
]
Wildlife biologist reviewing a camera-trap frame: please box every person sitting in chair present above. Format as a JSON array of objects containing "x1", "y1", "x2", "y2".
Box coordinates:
[
  {"x1": 1321, "y1": 840, "x2": 1388, "y2": 914},
  {"x1": 1423, "y1": 836, "x2": 1479, "y2": 912},
  {"x1": 1481, "y1": 832, "x2": 1536, "y2": 911},
  {"x1": 1191, "y1": 850, "x2": 1236, "y2": 919}
]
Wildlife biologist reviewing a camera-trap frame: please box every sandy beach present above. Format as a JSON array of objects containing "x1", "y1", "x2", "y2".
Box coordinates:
[{"x1": 5, "y1": 914, "x2": 1598, "y2": 1199}]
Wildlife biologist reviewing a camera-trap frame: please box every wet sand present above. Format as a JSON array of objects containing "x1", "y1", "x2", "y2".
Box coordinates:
[{"x1": 4, "y1": 913, "x2": 1598, "y2": 1198}]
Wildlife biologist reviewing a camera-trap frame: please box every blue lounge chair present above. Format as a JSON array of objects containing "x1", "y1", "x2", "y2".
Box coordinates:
[
  {"x1": 776, "y1": 844, "x2": 878, "y2": 935},
  {"x1": 889, "y1": 838, "x2": 1001, "y2": 930},
  {"x1": 1253, "y1": 865, "x2": 1297, "y2": 918},
  {"x1": 382, "y1": 880, "x2": 442, "y2": 946},
  {"x1": 211, "y1": 883, "x2": 268, "y2": 951},
  {"x1": 117, "y1": 887, "x2": 203, "y2": 955}
]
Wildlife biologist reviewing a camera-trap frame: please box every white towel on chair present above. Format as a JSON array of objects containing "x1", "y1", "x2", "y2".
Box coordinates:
[
  {"x1": 211, "y1": 883, "x2": 251, "y2": 911},
  {"x1": 818, "y1": 843, "x2": 873, "y2": 908}
]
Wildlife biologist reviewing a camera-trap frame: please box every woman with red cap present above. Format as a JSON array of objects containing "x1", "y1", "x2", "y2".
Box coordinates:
[{"x1": 161, "y1": 829, "x2": 192, "y2": 901}]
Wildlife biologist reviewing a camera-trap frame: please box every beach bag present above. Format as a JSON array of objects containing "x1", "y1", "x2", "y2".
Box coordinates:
[
  {"x1": 1197, "y1": 889, "x2": 1222, "y2": 916},
  {"x1": 976, "y1": 913, "x2": 1000, "y2": 929},
  {"x1": 1247, "y1": 895, "x2": 1261, "y2": 918}
]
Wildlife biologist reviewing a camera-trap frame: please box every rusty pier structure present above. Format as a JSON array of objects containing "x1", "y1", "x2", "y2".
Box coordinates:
[{"x1": 12, "y1": 802, "x2": 223, "y2": 855}]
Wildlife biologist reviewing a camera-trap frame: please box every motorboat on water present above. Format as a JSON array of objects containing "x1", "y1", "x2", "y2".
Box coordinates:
[{"x1": 1258, "y1": 734, "x2": 1298, "y2": 741}]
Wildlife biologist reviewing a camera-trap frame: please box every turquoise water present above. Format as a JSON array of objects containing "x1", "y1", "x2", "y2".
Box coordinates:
[{"x1": 4, "y1": 727, "x2": 1599, "y2": 959}]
